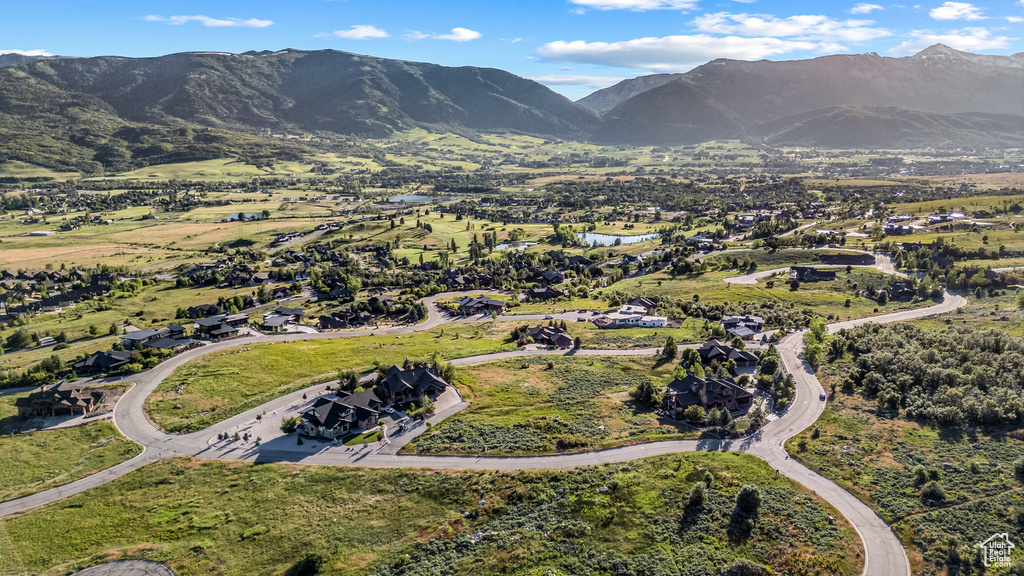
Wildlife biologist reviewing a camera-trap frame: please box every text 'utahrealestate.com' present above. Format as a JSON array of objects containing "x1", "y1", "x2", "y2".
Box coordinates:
[{"x1": 0, "y1": 1, "x2": 1023, "y2": 575}]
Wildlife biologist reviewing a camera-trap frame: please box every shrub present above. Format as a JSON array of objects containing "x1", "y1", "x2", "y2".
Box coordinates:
[
  {"x1": 1014, "y1": 459, "x2": 1024, "y2": 482},
  {"x1": 921, "y1": 481, "x2": 945, "y2": 502},
  {"x1": 281, "y1": 417, "x2": 300, "y2": 434},
  {"x1": 735, "y1": 485, "x2": 761, "y2": 514},
  {"x1": 688, "y1": 482, "x2": 706, "y2": 508}
]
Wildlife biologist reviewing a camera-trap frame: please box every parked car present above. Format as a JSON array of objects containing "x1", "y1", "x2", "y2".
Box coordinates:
[
  {"x1": 544, "y1": 314, "x2": 554, "y2": 319},
  {"x1": 819, "y1": 393, "x2": 827, "y2": 401}
]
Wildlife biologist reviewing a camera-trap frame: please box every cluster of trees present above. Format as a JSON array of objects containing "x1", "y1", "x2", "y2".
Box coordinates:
[{"x1": 833, "y1": 323, "x2": 1024, "y2": 426}]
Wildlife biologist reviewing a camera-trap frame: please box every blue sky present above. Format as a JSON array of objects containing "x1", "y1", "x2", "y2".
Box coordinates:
[{"x1": 2, "y1": 0, "x2": 1023, "y2": 99}]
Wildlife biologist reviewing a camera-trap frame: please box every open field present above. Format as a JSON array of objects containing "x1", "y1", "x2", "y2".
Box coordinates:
[
  {"x1": 0, "y1": 391, "x2": 141, "y2": 502},
  {"x1": 0, "y1": 453, "x2": 863, "y2": 576},
  {"x1": 147, "y1": 324, "x2": 519, "y2": 433},
  {"x1": 606, "y1": 268, "x2": 926, "y2": 322},
  {"x1": 407, "y1": 356, "x2": 701, "y2": 455}
]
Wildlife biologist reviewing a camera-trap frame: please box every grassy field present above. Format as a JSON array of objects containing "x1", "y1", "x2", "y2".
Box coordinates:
[
  {"x1": 0, "y1": 453, "x2": 863, "y2": 576},
  {"x1": 147, "y1": 324, "x2": 518, "y2": 433},
  {"x1": 605, "y1": 268, "x2": 926, "y2": 322},
  {"x1": 0, "y1": 390, "x2": 141, "y2": 502},
  {"x1": 569, "y1": 319, "x2": 709, "y2": 348},
  {"x1": 407, "y1": 355, "x2": 701, "y2": 455}
]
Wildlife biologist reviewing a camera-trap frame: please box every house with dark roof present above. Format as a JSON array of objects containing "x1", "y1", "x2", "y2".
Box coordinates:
[
  {"x1": 663, "y1": 373, "x2": 754, "y2": 417},
  {"x1": 791, "y1": 266, "x2": 837, "y2": 282},
  {"x1": 15, "y1": 382, "x2": 111, "y2": 417},
  {"x1": 120, "y1": 328, "x2": 170, "y2": 350},
  {"x1": 721, "y1": 315, "x2": 764, "y2": 340},
  {"x1": 71, "y1": 350, "x2": 132, "y2": 374},
  {"x1": 379, "y1": 365, "x2": 448, "y2": 405},
  {"x1": 298, "y1": 390, "x2": 383, "y2": 439},
  {"x1": 261, "y1": 307, "x2": 305, "y2": 332},
  {"x1": 525, "y1": 287, "x2": 567, "y2": 301},
  {"x1": 696, "y1": 340, "x2": 758, "y2": 367},
  {"x1": 886, "y1": 282, "x2": 917, "y2": 302},
  {"x1": 627, "y1": 296, "x2": 657, "y2": 313},
  {"x1": 457, "y1": 296, "x2": 506, "y2": 315},
  {"x1": 525, "y1": 326, "x2": 574, "y2": 348},
  {"x1": 195, "y1": 313, "x2": 249, "y2": 340}
]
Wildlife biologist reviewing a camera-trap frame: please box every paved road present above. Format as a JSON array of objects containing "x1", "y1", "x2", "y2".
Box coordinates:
[{"x1": 0, "y1": 281, "x2": 968, "y2": 576}]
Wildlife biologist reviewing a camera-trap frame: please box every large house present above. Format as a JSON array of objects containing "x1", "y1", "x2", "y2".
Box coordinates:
[
  {"x1": 299, "y1": 390, "x2": 383, "y2": 440},
  {"x1": 120, "y1": 327, "x2": 194, "y2": 351},
  {"x1": 663, "y1": 373, "x2": 754, "y2": 417},
  {"x1": 15, "y1": 382, "x2": 111, "y2": 418},
  {"x1": 791, "y1": 266, "x2": 837, "y2": 282},
  {"x1": 525, "y1": 287, "x2": 567, "y2": 301},
  {"x1": 721, "y1": 315, "x2": 764, "y2": 340},
  {"x1": 262, "y1": 307, "x2": 305, "y2": 332},
  {"x1": 457, "y1": 296, "x2": 506, "y2": 316},
  {"x1": 379, "y1": 365, "x2": 448, "y2": 405},
  {"x1": 696, "y1": 340, "x2": 759, "y2": 367},
  {"x1": 195, "y1": 313, "x2": 250, "y2": 340},
  {"x1": 525, "y1": 326, "x2": 574, "y2": 348},
  {"x1": 594, "y1": 303, "x2": 668, "y2": 329},
  {"x1": 71, "y1": 350, "x2": 132, "y2": 374},
  {"x1": 627, "y1": 296, "x2": 657, "y2": 313}
]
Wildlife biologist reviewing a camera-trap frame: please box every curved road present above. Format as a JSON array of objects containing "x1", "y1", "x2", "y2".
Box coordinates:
[{"x1": 0, "y1": 283, "x2": 968, "y2": 576}]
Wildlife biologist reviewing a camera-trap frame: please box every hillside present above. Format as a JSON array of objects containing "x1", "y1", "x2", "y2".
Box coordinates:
[
  {"x1": 18, "y1": 50, "x2": 598, "y2": 139},
  {"x1": 0, "y1": 44, "x2": 1022, "y2": 169},
  {"x1": 750, "y1": 106, "x2": 1024, "y2": 148},
  {"x1": 593, "y1": 44, "x2": 1024, "y2": 145},
  {"x1": 0, "y1": 66, "x2": 312, "y2": 175}
]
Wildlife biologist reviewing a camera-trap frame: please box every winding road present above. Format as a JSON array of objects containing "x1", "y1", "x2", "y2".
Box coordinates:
[{"x1": 0, "y1": 275, "x2": 969, "y2": 576}]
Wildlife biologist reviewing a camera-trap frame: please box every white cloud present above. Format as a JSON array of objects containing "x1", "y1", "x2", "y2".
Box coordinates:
[
  {"x1": 434, "y1": 27, "x2": 481, "y2": 41},
  {"x1": 529, "y1": 74, "x2": 628, "y2": 88},
  {"x1": 537, "y1": 34, "x2": 822, "y2": 71},
  {"x1": 733, "y1": 0, "x2": 757, "y2": 3},
  {"x1": 888, "y1": 26, "x2": 1013, "y2": 52},
  {"x1": 0, "y1": 49, "x2": 51, "y2": 56},
  {"x1": 929, "y1": 2, "x2": 985, "y2": 20},
  {"x1": 1008, "y1": 16, "x2": 1024, "y2": 23},
  {"x1": 850, "y1": 3, "x2": 884, "y2": 14},
  {"x1": 568, "y1": 0, "x2": 697, "y2": 11},
  {"x1": 144, "y1": 15, "x2": 274, "y2": 28},
  {"x1": 691, "y1": 12, "x2": 891, "y2": 42},
  {"x1": 407, "y1": 27, "x2": 481, "y2": 42},
  {"x1": 329, "y1": 25, "x2": 388, "y2": 39}
]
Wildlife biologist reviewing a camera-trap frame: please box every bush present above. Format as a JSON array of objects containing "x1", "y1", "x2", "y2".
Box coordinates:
[
  {"x1": 735, "y1": 485, "x2": 761, "y2": 514},
  {"x1": 1014, "y1": 459, "x2": 1024, "y2": 482},
  {"x1": 921, "y1": 481, "x2": 946, "y2": 502},
  {"x1": 688, "y1": 482, "x2": 706, "y2": 508},
  {"x1": 281, "y1": 417, "x2": 300, "y2": 434}
]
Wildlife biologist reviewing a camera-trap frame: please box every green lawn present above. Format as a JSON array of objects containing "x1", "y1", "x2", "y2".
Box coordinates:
[
  {"x1": 147, "y1": 324, "x2": 518, "y2": 433},
  {"x1": 0, "y1": 454, "x2": 863, "y2": 576}
]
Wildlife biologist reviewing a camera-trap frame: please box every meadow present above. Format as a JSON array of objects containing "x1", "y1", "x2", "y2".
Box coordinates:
[
  {"x1": 407, "y1": 356, "x2": 695, "y2": 455},
  {"x1": 0, "y1": 391, "x2": 141, "y2": 502},
  {"x1": 0, "y1": 453, "x2": 863, "y2": 576},
  {"x1": 147, "y1": 323, "x2": 519, "y2": 433}
]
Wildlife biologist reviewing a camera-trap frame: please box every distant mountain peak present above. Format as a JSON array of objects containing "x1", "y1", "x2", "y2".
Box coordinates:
[{"x1": 913, "y1": 43, "x2": 966, "y2": 59}]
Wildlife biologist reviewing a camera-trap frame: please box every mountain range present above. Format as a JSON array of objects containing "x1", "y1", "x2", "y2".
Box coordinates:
[{"x1": 1, "y1": 45, "x2": 1022, "y2": 173}]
